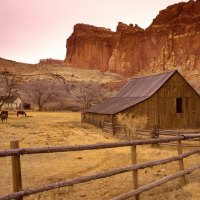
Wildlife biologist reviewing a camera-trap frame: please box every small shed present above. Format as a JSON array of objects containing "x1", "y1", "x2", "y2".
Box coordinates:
[
  {"x1": 22, "y1": 103, "x2": 31, "y2": 110},
  {"x1": 83, "y1": 70, "x2": 200, "y2": 130},
  {"x1": 0, "y1": 96, "x2": 23, "y2": 110}
]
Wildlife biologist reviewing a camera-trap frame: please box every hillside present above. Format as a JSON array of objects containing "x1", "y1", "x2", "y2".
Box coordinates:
[
  {"x1": 0, "y1": 57, "x2": 200, "y2": 95},
  {"x1": 0, "y1": 57, "x2": 124, "y2": 84}
]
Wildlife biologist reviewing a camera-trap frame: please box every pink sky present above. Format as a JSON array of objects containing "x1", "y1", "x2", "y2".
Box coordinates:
[{"x1": 0, "y1": 0, "x2": 188, "y2": 64}]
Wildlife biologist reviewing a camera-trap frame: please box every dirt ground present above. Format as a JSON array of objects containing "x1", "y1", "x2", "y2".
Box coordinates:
[{"x1": 0, "y1": 111, "x2": 200, "y2": 200}]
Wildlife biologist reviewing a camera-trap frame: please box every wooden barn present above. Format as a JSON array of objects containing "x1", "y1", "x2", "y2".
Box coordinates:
[
  {"x1": 0, "y1": 96, "x2": 23, "y2": 110},
  {"x1": 83, "y1": 70, "x2": 200, "y2": 131}
]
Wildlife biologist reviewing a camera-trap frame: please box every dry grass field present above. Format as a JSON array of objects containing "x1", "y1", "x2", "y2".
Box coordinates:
[{"x1": 0, "y1": 111, "x2": 200, "y2": 200}]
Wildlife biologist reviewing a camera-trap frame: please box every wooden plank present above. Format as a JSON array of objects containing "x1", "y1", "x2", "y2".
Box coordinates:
[
  {"x1": 103, "y1": 125, "x2": 113, "y2": 128},
  {"x1": 1, "y1": 134, "x2": 200, "y2": 157},
  {"x1": 111, "y1": 162, "x2": 200, "y2": 200},
  {"x1": 103, "y1": 129, "x2": 113, "y2": 132},
  {"x1": 176, "y1": 134, "x2": 186, "y2": 184},
  {"x1": 103, "y1": 126, "x2": 113, "y2": 129},
  {"x1": 135, "y1": 132, "x2": 151, "y2": 137},
  {"x1": 160, "y1": 143, "x2": 200, "y2": 147},
  {"x1": 131, "y1": 145, "x2": 139, "y2": 200},
  {"x1": 103, "y1": 128, "x2": 113, "y2": 132},
  {"x1": 10, "y1": 141, "x2": 23, "y2": 200},
  {"x1": 116, "y1": 135, "x2": 126, "y2": 137},
  {"x1": 103, "y1": 122, "x2": 113, "y2": 125},
  {"x1": 1, "y1": 148, "x2": 200, "y2": 200},
  {"x1": 103, "y1": 126, "x2": 112, "y2": 128}
]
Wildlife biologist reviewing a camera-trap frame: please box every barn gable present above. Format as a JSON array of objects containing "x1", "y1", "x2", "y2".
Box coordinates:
[{"x1": 86, "y1": 70, "x2": 177, "y2": 114}]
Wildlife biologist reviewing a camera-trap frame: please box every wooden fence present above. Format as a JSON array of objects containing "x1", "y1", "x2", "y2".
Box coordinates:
[
  {"x1": 0, "y1": 133, "x2": 200, "y2": 200},
  {"x1": 114, "y1": 127, "x2": 200, "y2": 147}
]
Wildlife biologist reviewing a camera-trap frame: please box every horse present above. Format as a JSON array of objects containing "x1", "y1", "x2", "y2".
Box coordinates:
[
  {"x1": 0, "y1": 111, "x2": 8, "y2": 123},
  {"x1": 0, "y1": 111, "x2": 8, "y2": 117},
  {"x1": 17, "y1": 110, "x2": 27, "y2": 117},
  {"x1": 0, "y1": 114, "x2": 8, "y2": 122}
]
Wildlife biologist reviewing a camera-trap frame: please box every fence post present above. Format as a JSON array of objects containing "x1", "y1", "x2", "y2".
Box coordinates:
[
  {"x1": 151, "y1": 125, "x2": 159, "y2": 147},
  {"x1": 111, "y1": 115, "x2": 115, "y2": 136},
  {"x1": 81, "y1": 112, "x2": 85, "y2": 123},
  {"x1": 131, "y1": 135, "x2": 139, "y2": 200},
  {"x1": 176, "y1": 133, "x2": 186, "y2": 185},
  {"x1": 10, "y1": 140, "x2": 23, "y2": 200}
]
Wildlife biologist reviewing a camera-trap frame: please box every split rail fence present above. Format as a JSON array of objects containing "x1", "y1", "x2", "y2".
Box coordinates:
[
  {"x1": 0, "y1": 133, "x2": 200, "y2": 200},
  {"x1": 115, "y1": 127, "x2": 200, "y2": 147}
]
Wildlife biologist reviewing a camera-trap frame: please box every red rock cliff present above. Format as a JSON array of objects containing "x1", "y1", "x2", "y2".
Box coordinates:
[
  {"x1": 65, "y1": 24, "x2": 116, "y2": 71},
  {"x1": 65, "y1": 0, "x2": 200, "y2": 76}
]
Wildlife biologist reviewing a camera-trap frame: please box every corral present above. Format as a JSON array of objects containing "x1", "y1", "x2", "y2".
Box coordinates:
[{"x1": 0, "y1": 111, "x2": 200, "y2": 200}]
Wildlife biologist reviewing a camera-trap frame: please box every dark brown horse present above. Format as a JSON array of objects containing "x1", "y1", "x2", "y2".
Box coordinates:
[
  {"x1": 0, "y1": 111, "x2": 8, "y2": 116},
  {"x1": 0, "y1": 111, "x2": 8, "y2": 122},
  {"x1": 0, "y1": 114, "x2": 8, "y2": 122},
  {"x1": 17, "y1": 110, "x2": 27, "y2": 117}
]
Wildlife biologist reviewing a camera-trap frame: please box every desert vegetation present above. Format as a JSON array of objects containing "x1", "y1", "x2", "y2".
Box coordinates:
[
  {"x1": 20, "y1": 79, "x2": 116, "y2": 111},
  {"x1": 0, "y1": 58, "x2": 123, "y2": 111},
  {"x1": 117, "y1": 113, "x2": 148, "y2": 137},
  {"x1": 71, "y1": 82, "x2": 108, "y2": 111},
  {"x1": 0, "y1": 70, "x2": 19, "y2": 110},
  {"x1": 23, "y1": 79, "x2": 65, "y2": 111},
  {"x1": 0, "y1": 111, "x2": 200, "y2": 200}
]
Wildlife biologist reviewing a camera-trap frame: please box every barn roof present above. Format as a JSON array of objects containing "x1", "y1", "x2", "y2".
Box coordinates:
[
  {"x1": 86, "y1": 70, "x2": 178, "y2": 115},
  {"x1": 115, "y1": 70, "x2": 176, "y2": 98},
  {"x1": 87, "y1": 97, "x2": 149, "y2": 115},
  {"x1": 0, "y1": 96, "x2": 19, "y2": 103}
]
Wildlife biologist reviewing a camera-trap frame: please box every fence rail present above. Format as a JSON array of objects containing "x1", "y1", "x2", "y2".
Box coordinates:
[
  {"x1": 1, "y1": 134, "x2": 200, "y2": 158},
  {"x1": 134, "y1": 129, "x2": 200, "y2": 148},
  {"x1": 112, "y1": 162, "x2": 200, "y2": 200},
  {"x1": 0, "y1": 133, "x2": 200, "y2": 200}
]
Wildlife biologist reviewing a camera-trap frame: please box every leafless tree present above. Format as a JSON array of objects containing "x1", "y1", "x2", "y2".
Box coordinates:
[
  {"x1": 0, "y1": 70, "x2": 19, "y2": 110},
  {"x1": 25, "y1": 79, "x2": 61, "y2": 111},
  {"x1": 48, "y1": 73, "x2": 71, "y2": 94},
  {"x1": 71, "y1": 82, "x2": 106, "y2": 111}
]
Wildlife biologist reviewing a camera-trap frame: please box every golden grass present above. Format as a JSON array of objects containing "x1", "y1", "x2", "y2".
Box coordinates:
[
  {"x1": 0, "y1": 111, "x2": 200, "y2": 200},
  {"x1": 117, "y1": 113, "x2": 148, "y2": 136}
]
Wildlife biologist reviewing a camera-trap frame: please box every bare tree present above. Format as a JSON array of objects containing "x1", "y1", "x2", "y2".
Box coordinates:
[
  {"x1": 48, "y1": 73, "x2": 70, "y2": 94},
  {"x1": 71, "y1": 82, "x2": 106, "y2": 111},
  {"x1": 0, "y1": 70, "x2": 19, "y2": 110},
  {"x1": 25, "y1": 79, "x2": 60, "y2": 111}
]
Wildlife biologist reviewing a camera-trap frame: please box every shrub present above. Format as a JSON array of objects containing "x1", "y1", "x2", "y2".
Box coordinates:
[{"x1": 117, "y1": 113, "x2": 148, "y2": 137}]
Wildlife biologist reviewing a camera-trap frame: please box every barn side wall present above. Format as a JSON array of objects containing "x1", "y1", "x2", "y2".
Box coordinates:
[
  {"x1": 82, "y1": 112, "x2": 113, "y2": 128},
  {"x1": 120, "y1": 72, "x2": 200, "y2": 129}
]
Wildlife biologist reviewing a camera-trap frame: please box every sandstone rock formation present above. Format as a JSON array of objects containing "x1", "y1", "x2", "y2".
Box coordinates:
[
  {"x1": 39, "y1": 58, "x2": 64, "y2": 65},
  {"x1": 65, "y1": 24, "x2": 116, "y2": 71},
  {"x1": 65, "y1": 0, "x2": 200, "y2": 76}
]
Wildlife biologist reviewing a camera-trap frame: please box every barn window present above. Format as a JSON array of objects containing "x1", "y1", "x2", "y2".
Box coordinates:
[{"x1": 176, "y1": 98, "x2": 182, "y2": 113}]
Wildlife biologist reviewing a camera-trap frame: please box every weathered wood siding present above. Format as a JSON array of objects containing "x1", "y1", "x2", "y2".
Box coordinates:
[
  {"x1": 84, "y1": 72, "x2": 200, "y2": 129},
  {"x1": 83, "y1": 112, "x2": 113, "y2": 128},
  {"x1": 120, "y1": 72, "x2": 200, "y2": 129}
]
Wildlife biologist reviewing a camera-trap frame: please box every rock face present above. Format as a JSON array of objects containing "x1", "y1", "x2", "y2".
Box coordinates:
[
  {"x1": 65, "y1": 0, "x2": 200, "y2": 76},
  {"x1": 39, "y1": 58, "x2": 64, "y2": 65},
  {"x1": 65, "y1": 24, "x2": 116, "y2": 71}
]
